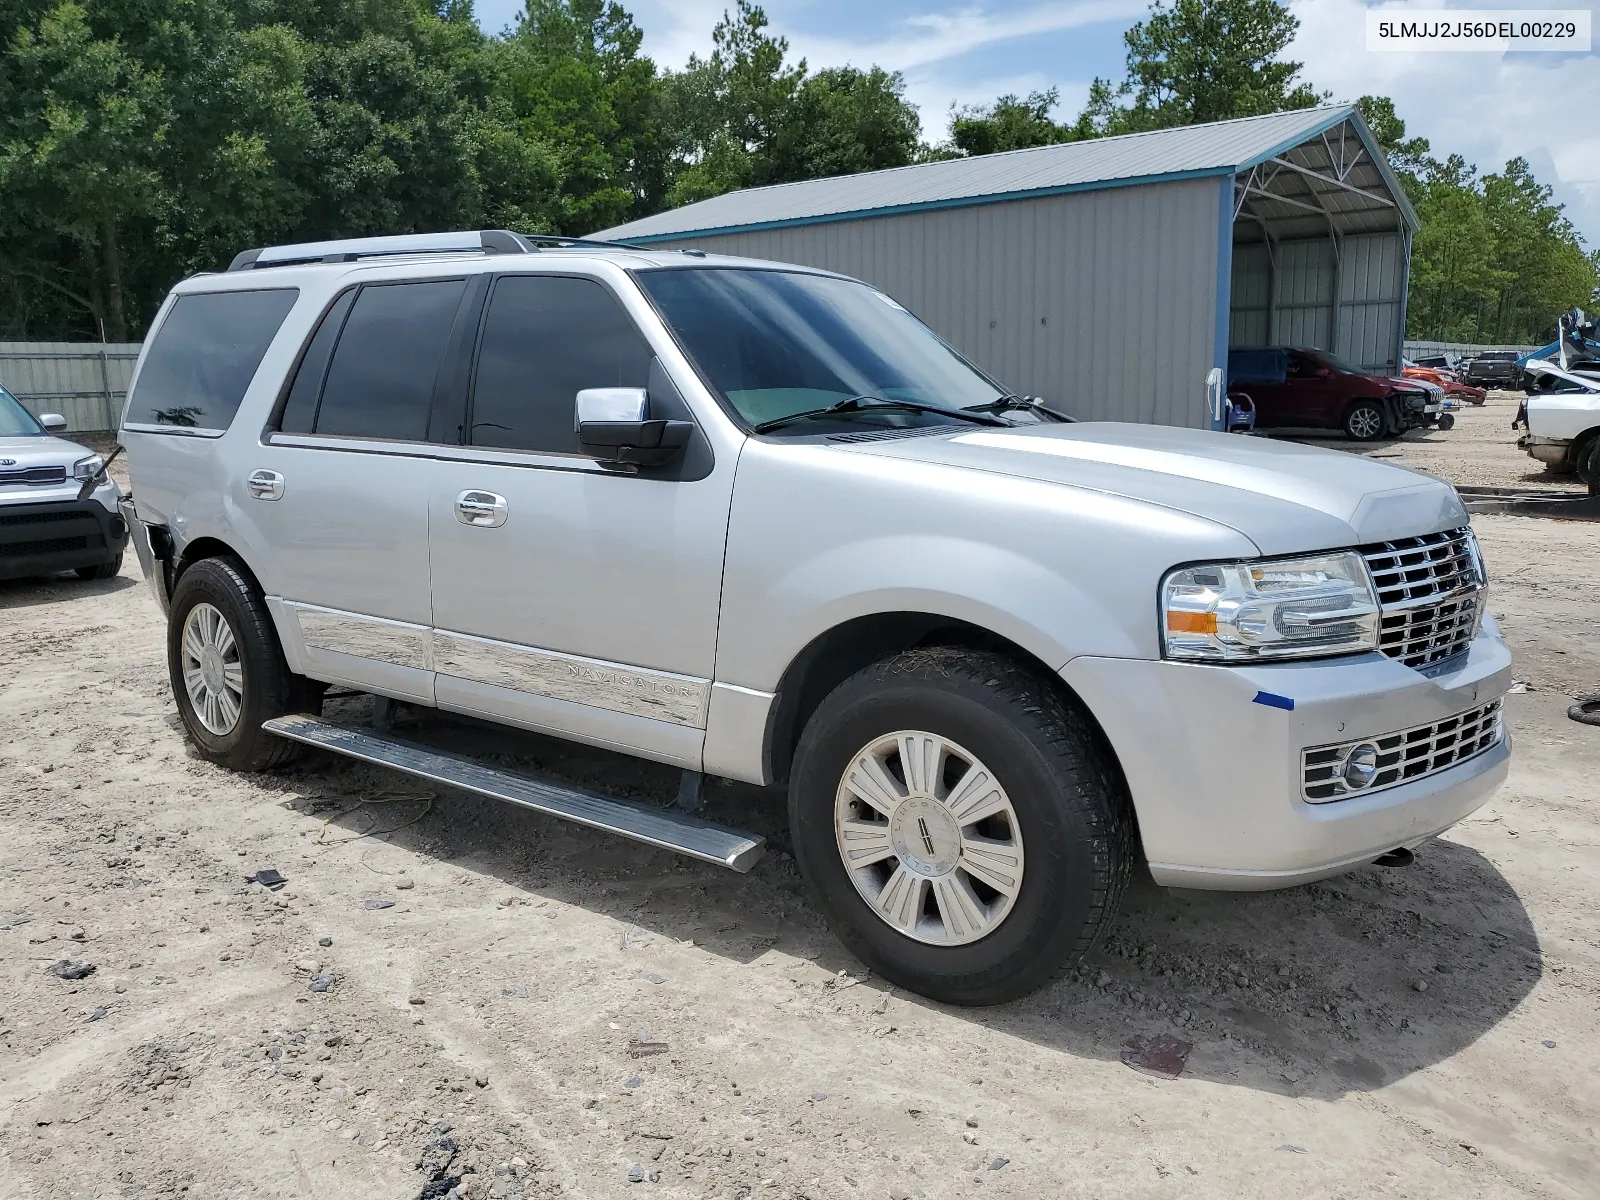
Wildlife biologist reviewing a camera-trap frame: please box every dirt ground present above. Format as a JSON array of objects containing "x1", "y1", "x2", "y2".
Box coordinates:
[
  {"x1": 2, "y1": 409, "x2": 1597, "y2": 1199},
  {"x1": 1279, "y1": 387, "x2": 1587, "y2": 493}
]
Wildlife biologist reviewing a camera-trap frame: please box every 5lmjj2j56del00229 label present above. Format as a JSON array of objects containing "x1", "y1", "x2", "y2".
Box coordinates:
[{"x1": 1366, "y1": 9, "x2": 1591, "y2": 51}]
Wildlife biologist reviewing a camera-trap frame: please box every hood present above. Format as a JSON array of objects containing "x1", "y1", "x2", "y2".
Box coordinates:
[
  {"x1": 1384, "y1": 375, "x2": 1437, "y2": 393},
  {"x1": 838, "y1": 422, "x2": 1468, "y2": 557},
  {"x1": 0, "y1": 432, "x2": 95, "y2": 499}
]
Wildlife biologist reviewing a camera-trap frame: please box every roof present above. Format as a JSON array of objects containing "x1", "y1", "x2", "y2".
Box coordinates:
[{"x1": 594, "y1": 105, "x2": 1419, "y2": 243}]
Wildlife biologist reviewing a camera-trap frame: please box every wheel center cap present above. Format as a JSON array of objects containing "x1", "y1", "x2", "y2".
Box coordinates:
[
  {"x1": 200, "y1": 647, "x2": 225, "y2": 693},
  {"x1": 890, "y1": 798, "x2": 961, "y2": 876}
]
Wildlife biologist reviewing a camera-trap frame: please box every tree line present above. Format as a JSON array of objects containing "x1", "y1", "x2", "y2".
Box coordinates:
[{"x1": 1, "y1": 0, "x2": 1593, "y2": 344}]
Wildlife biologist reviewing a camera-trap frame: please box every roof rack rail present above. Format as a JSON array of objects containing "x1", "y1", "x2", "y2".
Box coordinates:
[{"x1": 226, "y1": 229, "x2": 649, "y2": 272}]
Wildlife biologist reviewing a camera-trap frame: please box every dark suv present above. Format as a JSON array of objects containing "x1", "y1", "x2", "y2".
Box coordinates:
[{"x1": 1227, "y1": 347, "x2": 1442, "y2": 441}]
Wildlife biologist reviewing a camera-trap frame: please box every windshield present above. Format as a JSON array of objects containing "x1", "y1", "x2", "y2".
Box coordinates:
[
  {"x1": 0, "y1": 386, "x2": 45, "y2": 436},
  {"x1": 1305, "y1": 348, "x2": 1369, "y2": 375},
  {"x1": 635, "y1": 268, "x2": 1005, "y2": 433}
]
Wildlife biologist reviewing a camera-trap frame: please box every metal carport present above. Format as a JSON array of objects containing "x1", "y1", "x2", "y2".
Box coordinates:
[{"x1": 594, "y1": 105, "x2": 1419, "y2": 429}]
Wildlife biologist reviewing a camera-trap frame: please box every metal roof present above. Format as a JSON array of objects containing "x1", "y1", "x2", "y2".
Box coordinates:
[{"x1": 594, "y1": 105, "x2": 1418, "y2": 243}]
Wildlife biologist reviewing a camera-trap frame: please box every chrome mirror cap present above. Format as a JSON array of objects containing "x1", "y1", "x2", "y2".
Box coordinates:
[{"x1": 575, "y1": 387, "x2": 648, "y2": 430}]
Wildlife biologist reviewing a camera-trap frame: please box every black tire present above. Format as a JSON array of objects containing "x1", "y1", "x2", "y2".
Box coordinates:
[
  {"x1": 1578, "y1": 436, "x2": 1600, "y2": 496},
  {"x1": 1344, "y1": 400, "x2": 1387, "y2": 442},
  {"x1": 167, "y1": 556, "x2": 320, "y2": 771},
  {"x1": 1437, "y1": 413, "x2": 1455, "y2": 431},
  {"x1": 75, "y1": 551, "x2": 123, "y2": 580},
  {"x1": 788, "y1": 647, "x2": 1134, "y2": 1006}
]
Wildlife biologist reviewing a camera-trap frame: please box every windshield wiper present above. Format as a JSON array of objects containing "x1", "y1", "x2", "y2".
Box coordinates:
[
  {"x1": 751, "y1": 394, "x2": 1005, "y2": 434},
  {"x1": 963, "y1": 394, "x2": 1076, "y2": 422}
]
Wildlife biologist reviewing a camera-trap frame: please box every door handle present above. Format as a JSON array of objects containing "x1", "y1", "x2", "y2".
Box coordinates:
[
  {"x1": 247, "y1": 469, "x2": 285, "y2": 501},
  {"x1": 455, "y1": 490, "x2": 508, "y2": 528}
]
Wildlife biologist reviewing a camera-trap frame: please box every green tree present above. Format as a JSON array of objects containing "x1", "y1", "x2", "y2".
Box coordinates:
[
  {"x1": 660, "y1": 2, "x2": 915, "y2": 206},
  {"x1": 1355, "y1": 95, "x2": 1431, "y2": 182},
  {"x1": 495, "y1": 0, "x2": 664, "y2": 231},
  {"x1": 767, "y1": 66, "x2": 920, "y2": 182},
  {"x1": 947, "y1": 89, "x2": 1073, "y2": 157},
  {"x1": 1075, "y1": 0, "x2": 1325, "y2": 136}
]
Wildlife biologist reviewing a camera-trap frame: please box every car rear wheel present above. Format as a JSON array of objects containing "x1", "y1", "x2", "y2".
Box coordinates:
[
  {"x1": 1344, "y1": 400, "x2": 1386, "y2": 441},
  {"x1": 168, "y1": 556, "x2": 320, "y2": 771},
  {"x1": 788, "y1": 647, "x2": 1134, "y2": 1005}
]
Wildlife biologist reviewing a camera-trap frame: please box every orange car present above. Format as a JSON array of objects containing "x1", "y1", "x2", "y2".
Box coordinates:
[{"x1": 1403, "y1": 363, "x2": 1486, "y2": 404}]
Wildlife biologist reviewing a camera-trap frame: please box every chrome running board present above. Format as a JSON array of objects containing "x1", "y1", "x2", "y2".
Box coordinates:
[{"x1": 262, "y1": 714, "x2": 765, "y2": 872}]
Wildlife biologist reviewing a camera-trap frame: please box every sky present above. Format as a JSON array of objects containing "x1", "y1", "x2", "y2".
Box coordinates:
[{"x1": 473, "y1": 0, "x2": 1600, "y2": 248}]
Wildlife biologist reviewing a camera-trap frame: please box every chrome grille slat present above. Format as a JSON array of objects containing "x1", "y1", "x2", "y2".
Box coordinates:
[
  {"x1": 1360, "y1": 527, "x2": 1484, "y2": 669},
  {"x1": 1302, "y1": 699, "x2": 1503, "y2": 801}
]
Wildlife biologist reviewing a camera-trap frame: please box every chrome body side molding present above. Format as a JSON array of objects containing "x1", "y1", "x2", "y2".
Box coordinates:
[
  {"x1": 432, "y1": 629, "x2": 710, "y2": 728},
  {"x1": 288, "y1": 602, "x2": 432, "y2": 670}
]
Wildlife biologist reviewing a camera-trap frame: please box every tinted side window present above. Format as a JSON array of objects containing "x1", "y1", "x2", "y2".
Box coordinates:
[
  {"x1": 278, "y1": 289, "x2": 356, "y2": 435},
  {"x1": 315, "y1": 279, "x2": 467, "y2": 441},
  {"x1": 470, "y1": 276, "x2": 652, "y2": 454},
  {"x1": 130, "y1": 289, "x2": 297, "y2": 430}
]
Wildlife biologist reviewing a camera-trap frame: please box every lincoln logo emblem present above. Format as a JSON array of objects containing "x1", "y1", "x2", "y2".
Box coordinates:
[{"x1": 917, "y1": 816, "x2": 936, "y2": 856}]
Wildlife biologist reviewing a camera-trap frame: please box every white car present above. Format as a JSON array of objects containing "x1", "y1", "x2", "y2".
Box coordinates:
[
  {"x1": 0, "y1": 384, "x2": 126, "y2": 581},
  {"x1": 119, "y1": 230, "x2": 1512, "y2": 1005},
  {"x1": 1516, "y1": 359, "x2": 1600, "y2": 491}
]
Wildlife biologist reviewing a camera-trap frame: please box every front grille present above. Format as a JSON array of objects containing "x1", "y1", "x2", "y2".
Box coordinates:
[
  {"x1": 0, "y1": 508, "x2": 82, "y2": 527},
  {"x1": 0, "y1": 465, "x2": 67, "y2": 486},
  {"x1": 1302, "y1": 698, "x2": 1503, "y2": 802},
  {"x1": 1360, "y1": 527, "x2": 1484, "y2": 668},
  {"x1": 0, "y1": 535, "x2": 89, "y2": 558}
]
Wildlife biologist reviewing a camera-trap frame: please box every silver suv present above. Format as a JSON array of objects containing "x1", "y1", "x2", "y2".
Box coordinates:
[{"x1": 121, "y1": 230, "x2": 1512, "y2": 1004}]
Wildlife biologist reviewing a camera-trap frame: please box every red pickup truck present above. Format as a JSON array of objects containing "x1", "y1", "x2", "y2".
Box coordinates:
[{"x1": 1227, "y1": 347, "x2": 1445, "y2": 441}]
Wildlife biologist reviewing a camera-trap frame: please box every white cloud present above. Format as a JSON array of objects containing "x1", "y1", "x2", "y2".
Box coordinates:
[
  {"x1": 1290, "y1": 0, "x2": 1600, "y2": 245},
  {"x1": 791, "y1": 0, "x2": 1146, "y2": 72}
]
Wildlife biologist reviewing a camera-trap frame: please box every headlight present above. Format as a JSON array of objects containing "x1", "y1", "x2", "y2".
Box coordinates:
[
  {"x1": 1161, "y1": 551, "x2": 1380, "y2": 662},
  {"x1": 72, "y1": 455, "x2": 104, "y2": 481}
]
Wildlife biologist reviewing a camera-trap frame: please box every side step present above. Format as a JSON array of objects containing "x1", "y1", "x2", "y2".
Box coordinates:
[{"x1": 262, "y1": 714, "x2": 765, "y2": 872}]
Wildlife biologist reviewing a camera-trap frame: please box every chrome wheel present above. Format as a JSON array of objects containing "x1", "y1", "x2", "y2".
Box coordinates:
[
  {"x1": 834, "y1": 731, "x2": 1024, "y2": 946},
  {"x1": 1348, "y1": 406, "x2": 1383, "y2": 439},
  {"x1": 180, "y1": 602, "x2": 243, "y2": 735}
]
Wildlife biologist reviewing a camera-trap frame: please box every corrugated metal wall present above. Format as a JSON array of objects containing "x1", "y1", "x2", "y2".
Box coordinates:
[
  {"x1": 0, "y1": 342, "x2": 142, "y2": 433},
  {"x1": 1228, "y1": 232, "x2": 1405, "y2": 371},
  {"x1": 644, "y1": 177, "x2": 1224, "y2": 427}
]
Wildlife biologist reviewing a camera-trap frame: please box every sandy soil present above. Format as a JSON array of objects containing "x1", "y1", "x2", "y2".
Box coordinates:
[
  {"x1": 1, "y1": 435, "x2": 1597, "y2": 1199},
  {"x1": 1278, "y1": 388, "x2": 1587, "y2": 493}
]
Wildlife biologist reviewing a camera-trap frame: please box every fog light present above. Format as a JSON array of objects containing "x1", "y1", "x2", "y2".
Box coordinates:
[
  {"x1": 109, "y1": 515, "x2": 127, "y2": 540},
  {"x1": 1340, "y1": 744, "x2": 1380, "y2": 791}
]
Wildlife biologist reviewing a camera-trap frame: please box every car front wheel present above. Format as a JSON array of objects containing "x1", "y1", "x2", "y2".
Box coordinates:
[
  {"x1": 789, "y1": 647, "x2": 1134, "y2": 1006},
  {"x1": 167, "y1": 556, "x2": 320, "y2": 771},
  {"x1": 1344, "y1": 400, "x2": 1386, "y2": 441},
  {"x1": 1578, "y1": 437, "x2": 1600, "y2": 495}
]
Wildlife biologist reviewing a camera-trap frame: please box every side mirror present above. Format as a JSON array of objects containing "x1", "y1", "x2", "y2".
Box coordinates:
[
  {"x1": 1314, "y1": 366, "x2": 1332, "y2": 379},
  {"x1": 39, "y1": 413, "x2": 67, "y2": 432},
  {"x1": 575, "y1": 387, "x2": 693, "y2": 467}
]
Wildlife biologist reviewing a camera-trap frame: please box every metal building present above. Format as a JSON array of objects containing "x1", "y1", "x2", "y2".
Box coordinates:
[{"x1": 594, "y1": 105, "x2": 1419, "y2": 429}]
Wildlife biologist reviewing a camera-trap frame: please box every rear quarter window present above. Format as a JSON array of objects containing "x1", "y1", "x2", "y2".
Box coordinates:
[{"x1": 129, "y1": 289, "x2": 298, "y2": 432}]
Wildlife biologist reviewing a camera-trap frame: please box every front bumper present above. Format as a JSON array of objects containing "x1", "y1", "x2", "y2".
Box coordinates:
[
  {"x1": 122, "y1": 495, "x2": 172, "y2": 614},
  {"x1": 1062, "y1": 619, "x2": 1513, "y2": 890},
  {"x1": 0, "y1": 495, "x2": 129, "y2": 580}
]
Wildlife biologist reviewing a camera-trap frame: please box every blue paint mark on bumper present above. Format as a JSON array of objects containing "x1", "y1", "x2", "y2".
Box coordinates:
[{"x1": 1252, "y1": 691, "x2": 1295, "y2": 711}]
